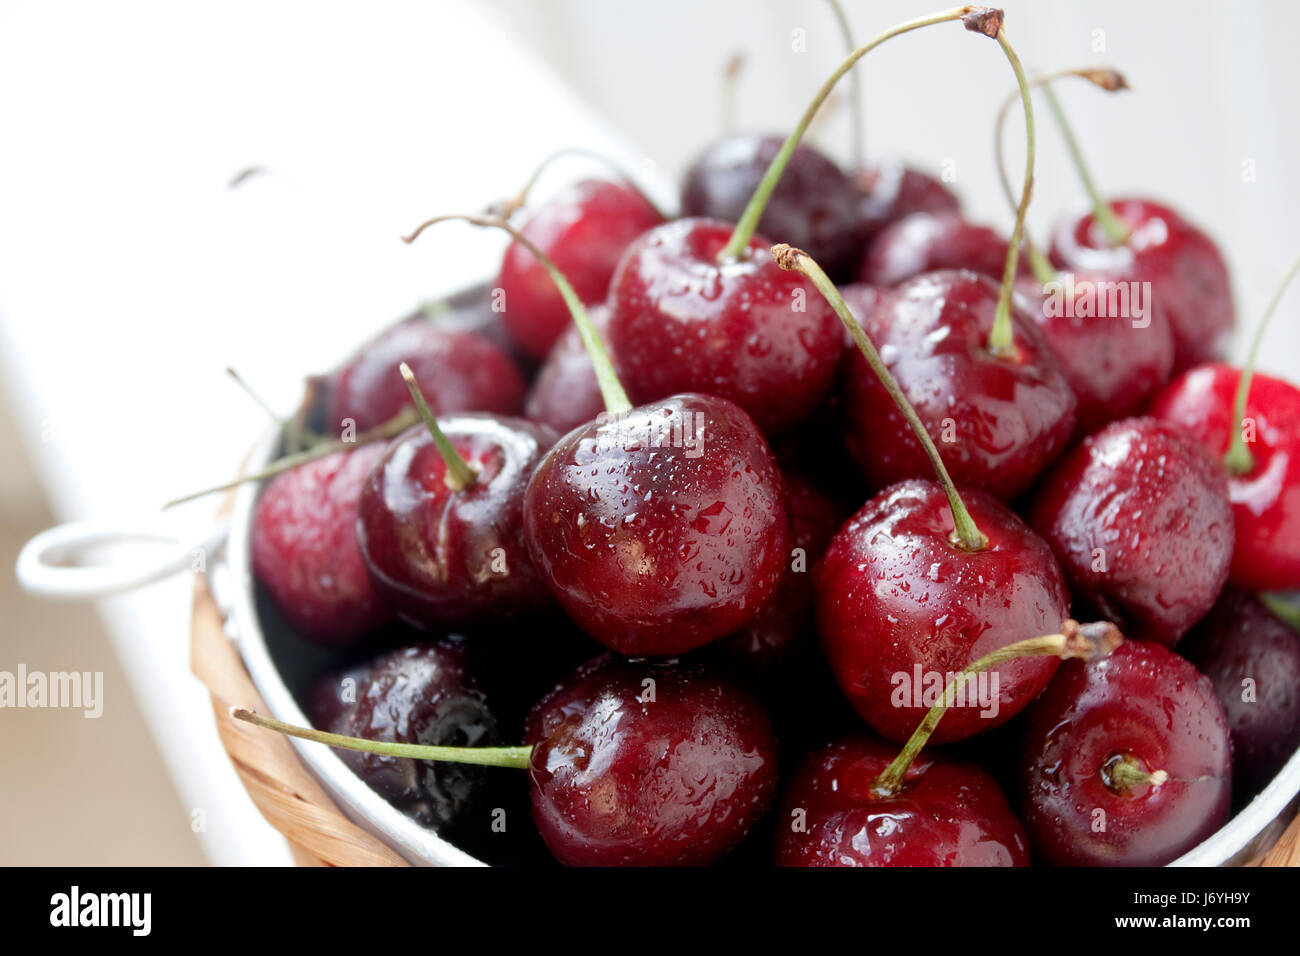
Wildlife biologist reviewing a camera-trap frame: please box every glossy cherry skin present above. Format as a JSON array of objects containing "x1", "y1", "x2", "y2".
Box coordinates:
[
  {"x1": 524, "y1": 653, "x2": 780, "y2": 867},
  {"x1": 856, "y1": 159, "x2": 961, "y2": 242},
  {"x1": 523, "y1": 393, "x2": 790, "y2": 656},
  {"x1": 775, "y1": 735, "x2": 1030, "y2": 866},
  {"x1": 816, "y1": 479, "x2": 1069, "y2": 744},
  {"x1": 326, "y1": 317, "x2": 526, "y2": 433},
  {"x1": 681, "y1": 134, "x2": 865, "y2": 278},
  {"x1": 251, "y1": 443, "x2": 391, "y2": 648},
  {"x1": 307, "y1": 642, "x2": 500, "y2": 834},
  {"x1": 1181, "y1": 588, "x2": 1300, "y2": 795},
  {"x1": 524, "y1": 304, "x2": 615, "y2": 436},
  {"x1": 1150, "y1": 364, "x2": 1300, "y2": 592},
  {"x1": 607, "y1": 217, "x2": 845, "y2": 436},
  {"x1": 856, "y1": 212, "x2": 1022, "y2": 287},
  {"x1": 1029, "y1": 417, "x2": 1234, "y2": 648},
  {"x1": 1014, "y1": 272, "x2": 1175, "y2": 438},
  {"x1": 723, "y1": 472, "x2": 844, "y2": 673},
  {"x1": 357, "y1": 414, "x2": 557, "y2": 632},
  {"x1": 498, "y1": 177, "x2": 663, "y2": 360},
  {"x1": 840, "y1": 270, "x2": 1077, "y2": 499},
  {"x1": 1018, "y1": 640, "x2": 1232, "y2": 866},
  {"x1": 1050, "y1": 198, "x2": 1234, "y2": 373}
]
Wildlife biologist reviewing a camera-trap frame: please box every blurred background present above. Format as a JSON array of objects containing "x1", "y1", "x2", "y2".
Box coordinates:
[{"x1": 1, "y1": 0, "x2": 1297, "y2": 864}]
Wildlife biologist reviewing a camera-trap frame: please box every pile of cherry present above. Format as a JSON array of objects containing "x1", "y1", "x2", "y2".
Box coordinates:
[{"x1": 231, "y1": 7, "x2": 1300, "y2": 867}]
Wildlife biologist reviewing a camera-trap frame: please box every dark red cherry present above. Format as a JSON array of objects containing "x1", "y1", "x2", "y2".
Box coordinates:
[
  {"x1": 326, "y1": 317, "x2": 526, "y2": 433},
  {"x1": 1029, "y1": 416, "x2": 1234, "y2": 647},
  {"x1": 524, "y1": 304, "x2": 615, "y2": 436},
  {"x1": 1049, "y1": 198, "x2": 1234, "y2": 373},
  {"x1": 306, "y1": 642, "x2": 500, "y2": 834},
  {"x1": 251, "y1": 443, "x2": 391, "y2": 648},
  {"x1": 856, "y1": 159, "x2": 961, "y2": 242},
  {"x1": 775, "y1": 734, "x2": 1029, "y2": 867},
  {"x1": 1014, "y1": 270, "x2": 1175, "y2": 436},
  {"x1": 840, "y1": 270, "x2": 1076, "y2": 499},
  {"x1": 498, "y1": 177, "x2": 663, "y2": 360},
  {"x1": 856, "y1": 212, "x2": 1023, "y2": 287},
  {"x1": 723, "y1": 472, "x2": 844, "y2": 673},
  {"x1": 1018, "y1": 640, "x2": 1232, "y2": 866},
  {"x1": 357, "y1": 414, "x2": 557, "y2": 632},
  {"x1": 1181, "y1": 588, "x2": 1300, "y2": 795},
  {"x1": 816, "y1": 479, "x2": 1069, "y2": 744},
  {"x1": 1150, "y1": 364, "x2": 1300, "y2": 592},
  {"x1": 523, "y1": 393, "x2": 790, "y2": 656},
  {"x1": 681, "y1": 135, "x2": 865, "y2": 278},
  {"x1": 524, "y1": 653, "x2": 779, "y2": 867},
  {"x1": 607, "y1": 217, "x2": 845, "y2": 436}
]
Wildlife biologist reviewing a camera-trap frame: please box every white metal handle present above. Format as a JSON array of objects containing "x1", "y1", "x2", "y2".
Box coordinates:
[{"x1": 15, "y1": 517, "x2": 231, "y2": 600}]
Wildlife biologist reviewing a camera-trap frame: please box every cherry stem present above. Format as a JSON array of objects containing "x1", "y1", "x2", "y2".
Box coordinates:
[
  {"x1": 402, "y1": 212, "x2": 633, "y2": 416},
  {"x1": 716, "y1": 5, "x2": 999, "y2": 263},
  {"x1": 1224, "y1": 253, "x2": 1300, "y2": 475},
  {"x1": 870, "y1": 619, "x2": 1124, "y2": 798},
  {"x1": 987, "y1": 25, "x2": 1036, "y2": 357},
  {"x1": 1041, "y1": 81, "x2": 1130, "y2": 246},
  {"x1": 231, "y1": 708, "x2": 535, "y2": 770},
  {"x1": 399, "y1": 362, "x2": 478, "y2": 491},
  {"x1": 994, "y1": 68, "x2": 1129, "y2": 287},
  {"x1": 721, "y1": 50, "x2": 745, "y2": 135},
  {"x1": 825, "y1": 0, "x2": 865, "y2": 172},
  {"x1": 774, "y1": 243, "x2": 988, "y2": 551},
  {"x1": 163, "y1": 407, "x2": 418, "y2": 509},
  {"x1": 1103, "y1": 754, "x2": 1167, "y2": 795},
  {"x1": 1260, "y1": 593, "x2": 1300, "y2": 632},
  {"x1": 225, "y1": 366, "x2": 285, "y2": 427},
  {"x1": 489, "y1": 147, "x2": 663, "y2": 221}
]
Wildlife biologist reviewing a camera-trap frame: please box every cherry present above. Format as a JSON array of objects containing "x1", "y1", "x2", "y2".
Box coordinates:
[
  {"x1": 856, "y1": 211, "x2": 1020, "y2": 286},
  {"x1": 1180, "y1": 588, "x2": 1300, "y2": 796},
  {"x1": 1017, "y1": 640, "x2": 1232, "y2": 866},
  {"x1": 776, "y1": 246, "x2": 1070, "y2": 744},
  {"x1": 251, "y1": 442, "x2": 392, "y2": 648},
  {"x1": 606, "y1": 217, "x2": 844, "y2": 435},
  {"x1": 357, "y1": 365, "x2": 557, "y2": 632},
  {"x1": 305, "y1": 642, "x2": 501, "y2": 834},
  {"x1": 236, "y1": 652, "x2": 780, "y2": 867},
  {"x1": 776, "y1": 735, "x2": 1029, "y2": 866},
  {"x1": 840, "y1": 270, "x2": 1076, "y2": 499},
  {"x1": 524, "y1": 303, "x2": 615, "y2": 437},
  {"x1": 1148, "y1": 254, "x2": 1300, "y2": 591},
  {"x1": 497, "y1": 176, "x2": 663, "y2": 360},
  {"x1": 325, "y1": 315, "x2": 526, "y2": 433},
  {"x1": 524, "y1": 392, "x2": 790, "y2": 656},
  {"x1": 856, "y1": 159, "x2": 960, "y2": 240},
  {"x1": 680, "y1": 135, "x2": 865, "y2": 279},
  {"x1": 775, "y1": 622, "x2": 1120, "y2": 866},
  {"x1": 1029, "y1": 416, "x2": 1235, "y2": 648}
]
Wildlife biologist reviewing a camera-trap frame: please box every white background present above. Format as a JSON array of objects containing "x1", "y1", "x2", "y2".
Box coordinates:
[{"x1": 1, "y1": 1, "x2": 1297, "y2": 864}]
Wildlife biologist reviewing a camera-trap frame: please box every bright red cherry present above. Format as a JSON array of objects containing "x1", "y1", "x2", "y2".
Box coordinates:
[
  {"x1": 326, "y1": 316, "x2": 526, "y2": 433},
  {"x1": 523, "y1": 304, "x2": 614, "y2": 437},
  {"x1": 856, "y1": 160, "x2": 960, "y2": 242},
  {"x1": 1150, "y1": 364, "x2": 1300, "y2": 592},
  {"x1": 251, "y1": 442, "x2": 392, "y2": 647},
  {"x1": 1050, "y1": 198, "x2": 1234, "y2": 373},
  {"x1": 775, "y1": 735, "x2": 1029, "y2": 866},
  {"x1": 1018, "y1": 640, "x2": 1233, "y2": 866},
  {"x1": 606, "y1": 217, "x2": 844, "y2": 436},
  {"x1": 523, "y1": 392, "x2": 790, "y2": 656},
  {"x1": 524, "y1": 654, "x2": 780, "y2": 867},
  {"x1": 856, "y1": 212, "x2": 1021, "y2": 287},
  {"x1": 840, "y1": 270, "x2": 1076, "y2": 499},
  {"x1": 1181, "y1": 588, "x2": 1300, "y2": 795},
  {"x1": 816, "y1": 479, "x2": 1069, "y2": 743},
  {"x1": 497, "y1": 177, "x2": 662, "y2": 360},
  {"x1": 681, "y1": 135, "x2": 866, "y2": 279},
  {"x1": 1029, "y1": 416, "x2": 1234, "y2": 647},
  {"x1": 358, "y1": 403, "x2": 557, "y2": 632}
]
